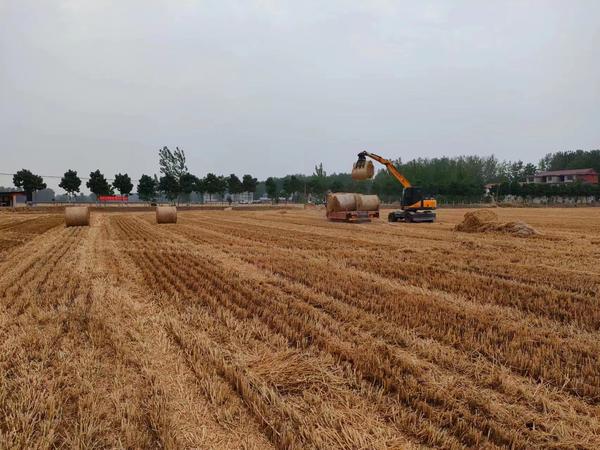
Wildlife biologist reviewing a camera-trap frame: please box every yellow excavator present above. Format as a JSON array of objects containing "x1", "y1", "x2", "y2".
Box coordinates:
[{"x1": 352, "y1": 151, "x2": 437, "y2": 222}]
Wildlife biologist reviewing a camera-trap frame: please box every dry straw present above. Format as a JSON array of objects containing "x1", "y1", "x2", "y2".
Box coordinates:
[
  {"x1": 455, "y1": 209, "x2": 538, "y2": 236},
  {"x1": 64, "y1": 206, "x2": 90, "y2": 227},
  {"x1": 156, "y1": 206, "x2": 177, "y2": 224}
]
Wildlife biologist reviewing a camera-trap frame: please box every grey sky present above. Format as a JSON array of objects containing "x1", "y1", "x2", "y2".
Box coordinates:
[{"x1": 1, "y1": 0, "x2": 599, "y2": 193}]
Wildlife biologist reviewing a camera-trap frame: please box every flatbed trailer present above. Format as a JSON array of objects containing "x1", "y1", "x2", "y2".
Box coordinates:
[{"x1": 326, "y1": 210, "x2": 379, "y2": 222}]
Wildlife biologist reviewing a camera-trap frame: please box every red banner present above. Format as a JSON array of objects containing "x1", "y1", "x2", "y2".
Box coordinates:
[{"x1": 99, "y1": 195, "x2": 128, "y2": 202}]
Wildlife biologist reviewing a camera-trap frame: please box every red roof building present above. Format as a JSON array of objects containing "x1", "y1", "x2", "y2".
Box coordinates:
[{"x1": 526, "y1": 168, "x2": 598, "y2": 185}]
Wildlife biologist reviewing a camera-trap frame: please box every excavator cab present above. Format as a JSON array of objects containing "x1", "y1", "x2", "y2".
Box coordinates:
[
  {"x1": 401, "y1": 187, "x2": 435, "y2": 210},
  {"x1": 401, "y1": 187, "x2": 424, "y2": 208},
  {"x1": 393, "y1": 187, "x2": 436, "y2": 222}
]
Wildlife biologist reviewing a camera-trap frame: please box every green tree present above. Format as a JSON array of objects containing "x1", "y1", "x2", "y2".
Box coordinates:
[
  {"x1": 158, "y1": 174, "x2": 179, "y2": 202},
  {"x1": 314, "y1": 162, "x2": 326, "y2": 177},
  {"x1": 59, "y1": 169, "x2": 81, "y2": 200},
  {"x1": 282, "y1": 176, "x2": 293, "y2": 198},
  {"x1": 242, "y1": 174, "x2": 258, "y2": 193},
  {"x1": 217, "y1": 176, "x2": 228, "y2": 201},
  {"x1": 265, "y1": 177, "x2": 278, "y2": 201},
  {"x1": 308, "y1": 175, "x2": 327, "y2": 199},
  {"x1": 309, "y1": 163, "x2": 327, "y2": 201},
  {"x1": 179, "y1": 173, "x2": 198, "y2": 204},
  {"x1": 537, "y1": 149, "x2": 600, "y2": 173},
  {"x1": 227, "y1": 174, "x2": 243, "y2": 195},
  {"x1": 13, "y1": 169, "x2": 46, "y2": 202},
  {"x1": 203, "y1": 173, "x2": 221, "y2": 202},
  {"x1": 159, "y1": 146, "x2": 187, "y2": 180},
  {"x1": 539, "y1": 153, "x2": 553, "y2": 171},
  {"x1": 523, "y1": 163, "x2": 537, "y2": 179},
  {"x1": 329, "y1": 179, "x2": 344, "y2": 192},
  {"x1": 192, "y1": 176, "x2": 205, "y2": 203},
  {"x1": 282, "y1": 175, "x2": 303, "y2": 201},
  {"x1": 86, "y1": 170, "x2": 113, "y2": 198},
  {"x1": 137, "y1": 174, "x2": 156, "y2": 202},
  {"x1": 158, "y1": 146, "x2": 187, "y2": 201},
  {"x1": 113, "y1": 173, "x2": 133, "y2": 195}
]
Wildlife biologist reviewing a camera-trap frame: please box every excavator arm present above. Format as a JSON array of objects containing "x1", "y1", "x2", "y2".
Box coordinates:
[{"x1": 357, "y1": 151, "x2": 412, "y2": 188}]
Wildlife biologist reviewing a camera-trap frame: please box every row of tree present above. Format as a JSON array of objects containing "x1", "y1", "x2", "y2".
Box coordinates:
[
  {"x1": 12, "y1": 147, "x2": 259, "y2": 204},
  {"x1": 539, "y1": 149, "x2": 600, "y2": 173},
  {"x1": 495, "y1": 180, "x2": 600, "y2": 198},
  {"x1": 144, "y1": 147, "x2": 258, "y2": 202},
  {"x1": 10, "y1": 148, "x2": 600, "y2": 203},
  {"x1": 256, "y1": 157, "x2": 539, "y2": 203}
]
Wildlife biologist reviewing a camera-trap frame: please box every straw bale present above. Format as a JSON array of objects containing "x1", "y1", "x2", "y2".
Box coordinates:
[
  {"x1": 156, "y1": 206, "x2": 177, "y2": 224},
  {"x1": 64, "y1": 207, "x2": 90, "y2": 227}
]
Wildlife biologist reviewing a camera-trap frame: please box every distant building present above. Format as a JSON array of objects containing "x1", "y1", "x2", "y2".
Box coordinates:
[
  {"x1": 526, "y1": 168, "x2": 598, "y2": 185},
  {"x1": 0, "y1": 191, "x2": 27, "y2": 207}
]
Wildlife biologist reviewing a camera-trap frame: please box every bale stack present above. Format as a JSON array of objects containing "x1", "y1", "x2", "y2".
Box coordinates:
[
  {"x1": 351, "y1": 161, "x2": 375, "y2": 180},
  {"x1": 65, "y1": 206, "x2": 90, "y2": 227},
  {"x1": 327, "y1": 193, "x2": 380, "y2": 213},
  {"x1": 156, "y1": 206, "x2": 177, "y2": 224}
]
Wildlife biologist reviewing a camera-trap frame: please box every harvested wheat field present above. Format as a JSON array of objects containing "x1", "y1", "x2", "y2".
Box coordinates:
[{"x1": 1, "y1": 207, "x2": 599, "y2": 449}]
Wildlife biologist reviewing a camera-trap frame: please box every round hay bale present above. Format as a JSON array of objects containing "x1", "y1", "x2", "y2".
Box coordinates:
[
  {"x1": 327, "y1": 193, "x2": 357, "y2": 213},
  {"x1": 355, "y1": 194, "x2": 380, "y2": 211},
  {"x1": 455, "y1": 209, "x2": 498, "y2": 232},
  {"x1": 65, "y1": 206, "x2": 90, "y2": 227},
  {"x1": 326, "y1": 194, "x2": 334, "y2": 213},
  {"x1": 351, "y1": 161, "x2": 375, "y2": 180},
  {"x1": 156, "y1": 206, "x2": 177, "y2": 224}
]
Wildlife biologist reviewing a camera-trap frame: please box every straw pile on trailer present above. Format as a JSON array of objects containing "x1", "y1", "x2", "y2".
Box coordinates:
[
  {"x1": 351, "y1": 160, "x2": 375, "y2": 180},
  {"x1": 156, "y1": 206, "x2": 177, "y2": 224},
  {"x1": 64, "y1": 206, "x2": 90, "y2": 227}
]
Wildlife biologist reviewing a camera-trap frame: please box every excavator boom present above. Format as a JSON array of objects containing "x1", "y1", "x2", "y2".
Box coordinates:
[{"x1": 356, "y1": 151, "x2": 411, "y2": 188}]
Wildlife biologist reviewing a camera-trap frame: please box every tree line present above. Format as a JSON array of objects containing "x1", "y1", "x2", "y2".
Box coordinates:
[
  {"x1": 8, "y1": 148, "x2": 600, "y2": 203},
  {"x1": 11, "y1": 147, "x2": 258, "y2": 204},
  {"x1": 539, "y1": 150, "x2": 600, "y2": 173},
  {"x1": 258, "y1": 156, "x2": 539, "y2": 202}
]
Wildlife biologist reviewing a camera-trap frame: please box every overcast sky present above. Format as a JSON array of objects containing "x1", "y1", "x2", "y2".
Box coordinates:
[{"x1": 1, "y1": 0, "x2": 599, "y2": 192}]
